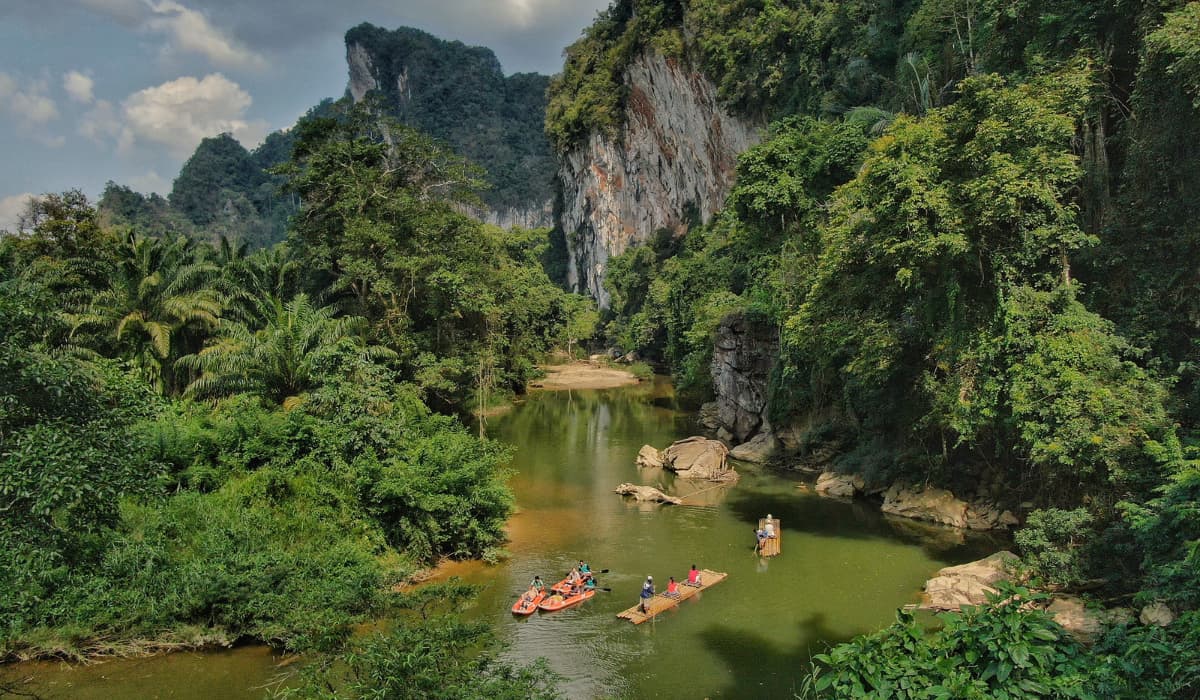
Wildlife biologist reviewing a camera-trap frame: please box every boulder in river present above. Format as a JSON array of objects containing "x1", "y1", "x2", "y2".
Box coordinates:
[
  {"x1": 614, "y1": 483, "x2": 682, "y2": 505},
  {"x1": 661, "y1": 436, "x2": 738, "y2": 481},
  {"x1": 636, "y1": 445, "x2": 664, "y2": 469},
  {"x1": 729, "y1": 431, "x2": 778, "y2": 463},
  {"x1": 921, "y1": 551, "x2": 1019, "y2": 611},
  {"x1": 815, "y1": 471, "x2": 865, "y2": 498}
]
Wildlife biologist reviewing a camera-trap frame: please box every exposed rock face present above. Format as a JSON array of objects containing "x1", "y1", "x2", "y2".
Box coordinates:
[
  {"x1": 1140, "y1": 602, "x2": 1176, "y2": 627},
  {"x1": 729, "y1": 431, "x2": 778, "y2": 463},
  {"x1": 457, "y1": 201, "x2": 555, "y2": 231},
  {"x1": 614, "y1": 483, "x2": 681, "y2": 505},
  {"x1": 636, "y1": 445, "x2": 664, "y2": 469},
  {"x1": 881, "y1": 483, "x2": 1018, "y2": 530},
  {"x1": 712, "y1": 313, "x2": 777, "y2": 443},
  {"x1": 921, "y1": 551, "x2": 1019, "y2": 611},
  {"x1": 815, "y1": 472, "x2": 865, "y2": 499},
  {"x1": 697, "y1": 402, "x2": 720, "y2": 432},
  {"x1": 557, "y1": 49, "x2": 760, "y2": 307},
  {"x1": 661, "y1": 437, "x2": 737, "y2": 481}
]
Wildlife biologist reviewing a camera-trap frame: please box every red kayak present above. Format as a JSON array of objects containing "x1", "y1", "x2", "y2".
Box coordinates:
[
  {"x1": 537, "y1": 588, "x2": 595, "y2": 612},
  {"x1": 512, "y1": 590, "x2": 546, "y2": 615}
]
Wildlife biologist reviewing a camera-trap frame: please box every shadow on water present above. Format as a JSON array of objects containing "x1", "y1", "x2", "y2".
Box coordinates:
[
  {"x1": 724, "y1": 485, "x2": 1007, "y2": 563},
  {"x1": 698, "y1": 612, "x2": 857, "y2": 699}
]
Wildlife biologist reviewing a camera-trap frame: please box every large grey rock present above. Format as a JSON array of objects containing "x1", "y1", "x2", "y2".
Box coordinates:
[
  {"x1": 921, "y1": 551, "x2": 1019, "y2": 611},
  {"x1": 729, "y1": 431, "x2": 778, "y2": 463},
  {"x1": 1140, "y1": 602, "x2": 1176, "y2": 627},
  {"x1": 661, "y1": 436, "x2": 737, "y2": 481},
  {"x1": 711, "y1": 313, "x2": 776, "y2": 442},
  {"x1": 636, "y1": 445, "x2": 664, "y2": 469},
  {"x1": 697, "y1": 402, "x2": 720, "y2": 431},
  {"x1": 557, "y1": 49, "x2": 760, "y2": 308},
  {"x1": 815, "y1": 471, "x2": 865, "y2": 498},
  {"x1": 614, "y1": 483, "x2": 681, "y2": 505}
]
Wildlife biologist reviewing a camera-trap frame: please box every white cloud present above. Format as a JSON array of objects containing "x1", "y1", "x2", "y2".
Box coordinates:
[
  {"x1": 0, "y1": 71, "x2": 61, "y2": 131},
  {"x1": 0, "y1": 192, "x2": 36, "y2": 233},
  {"x1": 63, "y1": 70, "x2": 95, "y2": 103},
  {"x1": 126, "y1": 170, "x2": 172, "y2": 195},
  {"x1": 78, "y1": 0, "x2": 266, "y2": 71},
  {"x1": 117, "y1": 73, "x2": 268, "y2": 157},
  {"x1": 79, "y1": 99, "x2": 122, "y2": 144},
  {"x1": 146, "y1": 1, "x2": 267, "y2": 71}
]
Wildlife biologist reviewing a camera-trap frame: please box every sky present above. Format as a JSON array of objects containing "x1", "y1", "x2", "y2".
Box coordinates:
[{"x1": 0, "y1": 0, "x2": 609, "y2": 230}]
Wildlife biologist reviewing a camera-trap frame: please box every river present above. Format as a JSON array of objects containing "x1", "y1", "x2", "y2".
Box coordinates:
[{"x1": 19, "y1": 377, "x2": 1000, "y2": 698}]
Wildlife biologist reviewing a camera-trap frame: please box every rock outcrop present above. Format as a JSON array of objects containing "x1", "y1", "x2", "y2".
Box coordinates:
[
  {"x1": 636, "y1": 445, "x2": 664, "y2": 469},
  {"x1": 881, "y1": 483, "x2": 1018, "y2": 531},
  {"x1": 1140, "y1": 602, "x2": 1176, "y2": 627},
  {"x1": 729, "y1": 431, "x2": 778, "y2": 463},
  {"x1": 557, "y1": 49, "x2": 760, "y2": 307},
  {"x1": 815, "y1": 471, "x2": 865, "y2": 499},
  {"x1": 660, "y1": 437, "x2": 737, "y2": 481},
  {"x1": 614, "y1": 483, "x2": 682, "y2": 505},
  {"x1": 711, "y1": 312, "x2": 776, "y2": 444},
  {"x1": 1048, "y1": 597, "x2": 1135, "y2": 643},
  {"x1": 921, "y1": 551, "x2": 1019, "y2": 611}
]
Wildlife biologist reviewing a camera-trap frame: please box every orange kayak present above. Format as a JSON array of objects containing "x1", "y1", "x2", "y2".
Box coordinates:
[
  {"x1": 512, "y1": 591, "x2": 547, "y2": 615},
  {"x1": 551, "y1": 573, "x2": 594, "y2": 594},
  {"x1": 537, "y1": 588, "x2": 595, "y2": 612}
]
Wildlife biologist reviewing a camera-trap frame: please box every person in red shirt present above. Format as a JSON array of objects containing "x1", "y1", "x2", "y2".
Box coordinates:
[
  {"x1": 665, "y1": 576, "x2": 680, "y2": 598},
  {"x1": 686, "y1": 564, "x2": 701, "y2": 587}
]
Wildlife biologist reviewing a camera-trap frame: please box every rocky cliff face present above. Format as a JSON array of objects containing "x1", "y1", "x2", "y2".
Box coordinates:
[
  {"x1": 345, "y1": 25, "x2": 556, "y2": 229},
  {"x1": 557, "y1": 50, "x2": 760, "y2": 307},
  {"x1": 711, "y1": 312, "x2": 776, "y2": 443}
]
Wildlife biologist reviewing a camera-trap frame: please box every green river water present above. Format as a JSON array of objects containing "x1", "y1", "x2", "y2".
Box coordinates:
[{"x1": 20, "y1": 378, "x2": 1001, "y2": 699}]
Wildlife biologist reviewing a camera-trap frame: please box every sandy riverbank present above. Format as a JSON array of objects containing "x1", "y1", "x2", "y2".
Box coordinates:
[{"x1": 532, "y1": 362, "x2": 640, "y2": 390}]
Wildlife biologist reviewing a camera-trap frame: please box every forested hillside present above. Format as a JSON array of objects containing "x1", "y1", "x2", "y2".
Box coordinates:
[
  {"x1": 346, "y1": 23, "x2": 557, "y2": 216},
  {"x1": 0, "y1": 100, "x2": 593, "y2": 684},
  {"x1": 551, "y1": 0, "x2": 1200, "y2": 695}
]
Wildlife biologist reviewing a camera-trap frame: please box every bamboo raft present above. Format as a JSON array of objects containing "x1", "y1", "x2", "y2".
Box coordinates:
[
  {"x1": 757, "y1": 518, "x2": 781, "y2": 557},
  {"x1": 616, "y1": 570, "x2": 728, "y2": 624}
]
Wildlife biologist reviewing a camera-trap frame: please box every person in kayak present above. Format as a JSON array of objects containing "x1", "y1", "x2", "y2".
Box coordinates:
[
  {"x1": 639, "y1": 575, "x2": 654, "y2": 613},
  {"x1": 664, "y1": 576, "x2": 680, "y2": 599},
  {"x1": 685, "y1": 565, "x2": 702, "y2": 587}
]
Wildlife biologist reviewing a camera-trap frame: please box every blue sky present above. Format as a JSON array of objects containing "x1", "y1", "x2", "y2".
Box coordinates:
[{"x1": 0, "y1": 0, "x2": 608, "y2": 229}]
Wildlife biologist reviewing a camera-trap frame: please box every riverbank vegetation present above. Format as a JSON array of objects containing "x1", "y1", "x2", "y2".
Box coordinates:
[
  {"x1": 0, "y1": 101, "x2": 593, "y2": 664},
  {"x1": 555, "y1": 0, "x2": 1200, "y2": 696}
]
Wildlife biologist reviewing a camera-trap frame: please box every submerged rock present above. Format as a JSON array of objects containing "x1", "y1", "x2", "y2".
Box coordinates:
[
  {"x1": 921, "y1": 551, "x2": 1019, "y2": 611},
  {"x1": 815, "y1": 471, "x2": 865, "y2": 499},
  {"x1": 614, "y1": 482, "x2": 682, "y2": 505},
  {"x1": 661, "y1": 436, "x2": 737, "y2": 481}
]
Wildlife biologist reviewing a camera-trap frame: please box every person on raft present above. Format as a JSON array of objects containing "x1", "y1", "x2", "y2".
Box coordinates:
[
  {"x1": 578, "y1": 560, "x2": 592, "y2": 580},
  {"x1": 531, "y1": 575, "x2": 545, "y2": 593},
  {"x1": 664, "y1": 576, "x2": 680, "y2": 599},
  {"x1": 755, "y1": 527, "x2": 768, "y2": 551},
  {"x1": 686, "y1": 564, "x2": 702, "y2": 587},
  {"x1": 639, "y1": 575, "x2": 655, "y2": 613},
  {"x1": 764, "y1": 514, "x2": 777, "y2": 538}
]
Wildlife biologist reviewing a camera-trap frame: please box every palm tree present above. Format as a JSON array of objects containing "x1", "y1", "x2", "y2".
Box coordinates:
[
  {"x1": 69, "y1": 233, "x2": 222, "y2": 393},
  {"x1": 178, "y1": 293, "x2": 394, "y2": 406}
]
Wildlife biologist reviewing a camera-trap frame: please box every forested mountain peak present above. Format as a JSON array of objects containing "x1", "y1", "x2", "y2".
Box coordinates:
[{"x1": 345, "y1": 23, "x2": 556, "y2": 220}]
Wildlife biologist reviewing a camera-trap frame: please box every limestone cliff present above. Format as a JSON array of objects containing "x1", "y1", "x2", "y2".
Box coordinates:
[
  {"x1": 345, "y1": 24, "x2": 555, "y2": 229},
  {"x1": 711, "y1": 312, "x2": 776, "y2": 443},
  {"x1": 556, "y1": 50, "x2": 759, "y2": 306}
]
